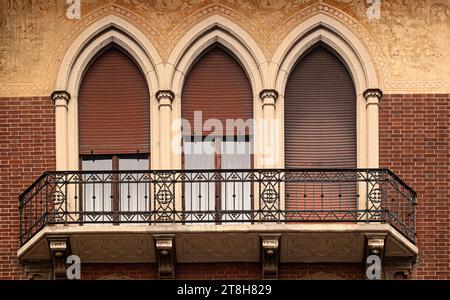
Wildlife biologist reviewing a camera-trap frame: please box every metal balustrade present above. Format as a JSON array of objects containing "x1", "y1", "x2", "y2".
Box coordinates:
[{"x1": 19, "y1": 169, "x2": 416, "y2": 246}]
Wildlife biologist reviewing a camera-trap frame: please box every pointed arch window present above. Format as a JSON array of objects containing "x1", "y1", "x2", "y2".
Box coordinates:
[
  {"x1": 181, "y1": 46, "x2": 253, "y2": 222},
  {"x1": 284, "y1": 45, "x2": 357, "y2": 216},
  {"x1": 78, "y1": 46, "x2": 150, "y2": 222}
]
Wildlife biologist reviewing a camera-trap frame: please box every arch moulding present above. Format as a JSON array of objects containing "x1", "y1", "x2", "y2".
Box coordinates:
[{"x1": 53, "y1": 15, "x2": 163, "y2": 172}]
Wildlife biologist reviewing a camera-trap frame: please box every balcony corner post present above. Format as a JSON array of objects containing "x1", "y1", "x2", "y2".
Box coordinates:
[
  {"x1": 154, "y1": 234, "x2": 176, "y2": 279},
  {"x1": 365, "y1": 233, "x2": 386, "y2": 280},
  {"x1": 260, "y1": 234, "x2": 281, "y2": 279},
  {"x1": 48, "y1": 235, "x2": 71, "y2": 280}
]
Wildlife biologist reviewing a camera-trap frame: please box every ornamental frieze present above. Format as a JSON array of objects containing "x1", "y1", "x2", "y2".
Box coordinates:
[{"x1": 0, "y1": 0, "x2": 448, "y2": 95}]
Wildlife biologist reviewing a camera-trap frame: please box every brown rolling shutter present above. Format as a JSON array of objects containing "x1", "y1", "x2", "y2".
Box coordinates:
[
  {"x1": 78, "y1": 47, "x2": 150, "y2": 155},
  {"x1": 284, "y1": 46, "x2": 356, "y2": 214},
  {"x1": 181, "y1": 47, "x2": 253, "y2": 136}
]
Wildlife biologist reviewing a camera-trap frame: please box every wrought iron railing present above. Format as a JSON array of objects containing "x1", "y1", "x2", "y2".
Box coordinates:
[{"x1": 19, "y1": 169, "x2": 416, "y2": 246}]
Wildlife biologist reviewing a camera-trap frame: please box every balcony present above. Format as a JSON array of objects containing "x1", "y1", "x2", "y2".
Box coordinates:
[{"x1": 18, "y1": 169, "x2": 418, "y2": 279}]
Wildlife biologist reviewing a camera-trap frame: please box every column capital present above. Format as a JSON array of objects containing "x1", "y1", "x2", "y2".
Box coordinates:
[
  {"x1": 51, "y1": 90, "x2": 71, "y2": 106},
  {"x1": 363, "y1": 88, "x2": 383, "y2": 101},
  {"x1": 259, "y1": 89, "x2": 279, "y2": 101},
  {"x1": 260, "y1": 89, "x2": 278, "y2": 109},
  {"x1": 156, "y1": 90, "x2": 175, "y2": 109}
]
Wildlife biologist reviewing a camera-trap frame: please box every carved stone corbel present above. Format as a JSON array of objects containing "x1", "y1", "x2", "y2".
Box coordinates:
[
  {"x1": 48, "y1": 235, "x2": 70, "y2": 280},
  {"x1": 261, "y1": 235, "x2": 280, "y2": 279},
  {"x1": 365, "y1": 234, "x2": 386, "y2": 280},
  {"x1": 154, "y1": 235, "x2": 176, "y2": 279},
  {"x1": 24, "y1": 262, "x2": 53, "y2": 280},
  {"x1": 383, "y1": 257, "x2": 416, "y2": 280}
]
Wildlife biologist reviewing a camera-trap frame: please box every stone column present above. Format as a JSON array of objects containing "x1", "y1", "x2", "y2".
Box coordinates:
[
  {"x1": 51, "y1": 91, "x2": 70, "y2": 171},
  {"x1": 156, "y1": 90, "x2": 175, "y2": 169},
  {"x1": 259, "y1": 89, "x2": 279, "y2": 168},
  {"x1": 364, "y1": 89, "x2": 382, "y2": 168}
]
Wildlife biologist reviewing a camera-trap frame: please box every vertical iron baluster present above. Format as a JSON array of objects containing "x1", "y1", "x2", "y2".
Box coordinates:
[
  {"x1": 277, "y1": 173, "x2": 281, "y2": 220},
  {"x1": 366, "y1": 171, "x2": 369, "y2": 222},
  {"x1": 303, "y1": 178, "x2": 306, "y2": 212},
  {"x1": 83, "y1": 173, "x2": 87, "y2": 222},
  {"x1": 338, "y1": 179, "x2": 342, "y2": 210},
  {"x1": 29, "y1": 187, "x2": 33, "y2": 232},
  {"x1": 127, "y1": 179, "x2": 131, "y2": 217},
  {"x1": 45, "y1": 174, "x2": 49, "y2": 224},
  {"x1": 19, "y1": 195, "x2": 23, "y2": 245},
  {"x1": 136, "y1": 175, "x2": 139, "y2": 220},
  {"x1": 241, "y1": 171, "x2": 244, "y2": 221},
  {"x1": 207, "y1": 174, "x2": 210, "y2": 220},
  {"x1": 233, "y1": 177, "x2": 236, "y2": 212},
  {"x1": 385, "y1": 173, "x2": 389, "y2": 223},
  {"x1": 321, "y1": 179, "x2": 324, "y2": 211},
  {"x1": 312, "y1": 175, "x2": 315, "y2": 210},
  {"x1": 74, "y1": 175, "x2": 79, "y2": 222},
  {"x1": 329, "y1": 178, "x2": 332, "y2": 214},
  {"x1": 172, "y1": 174, "x2": 175, "y2": 223},
  {"x1": 65, "y1": 173, "x2": 68, "y2": 224},
  {"x1": 347, "y1": 176, "x2": 350, "y2": 216}
]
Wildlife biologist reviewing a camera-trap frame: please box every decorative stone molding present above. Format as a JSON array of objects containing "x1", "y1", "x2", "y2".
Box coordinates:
[
  {"x1": 156, "y1": 90, "x2": 175, "y2": 109},
  {"x1": 48, "y1": 235, "x2": 71, "y2": 280},
  {"x1": 24, "y1": 262, "x2": 53, "y2": 280},
  {"x1": 176, "y1": 234, "x2": 259, "y2": 262},
  {"x1": 71, "y1": 234, "x2": 154, "y2": 263},
  {"x1": 261, "y1": 234, "x2": 280, "y2": 279},
  {"x1": 154, "y1": 234, "x2": 176, "y2": 279},
  {"x1": 383, "y1": 257, "x2": 416, "y2": 280},
  {"x1": 259, "y1": 89, "x2": 278, "y2": 108},
  {"x1": 51, "y1": 90, "x2": 71, "y2": 107},
  {"x1": 282, "y1": 234, "x2": 363, "y2": 262},
  {"x1": 363, "y1": 88, "x2": 383, "y2": 106}
]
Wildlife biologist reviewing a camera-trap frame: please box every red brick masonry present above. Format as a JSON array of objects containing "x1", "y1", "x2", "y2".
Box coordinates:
[
  {"x1": 0, "y1": 94, "x2": 448, "y2": 279},
  {"x1": 380, "y1": 94, "x2": 450, "y2": 279},
  {"x1": 0, "y1": 96, "x2": 55, "y2": 279}
]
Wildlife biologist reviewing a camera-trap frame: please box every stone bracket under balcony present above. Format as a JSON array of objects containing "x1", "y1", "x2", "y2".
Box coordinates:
[{"x1": 18, "y1": 223, "x2": 418, "y2": 279}]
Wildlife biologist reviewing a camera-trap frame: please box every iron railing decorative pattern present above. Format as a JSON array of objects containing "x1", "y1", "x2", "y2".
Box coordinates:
[{"x1": 19, "y1": 169, "x2": 416, "y2": 246}]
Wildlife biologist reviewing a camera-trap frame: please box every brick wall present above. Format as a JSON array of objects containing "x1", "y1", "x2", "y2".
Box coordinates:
[
  {"x1": 379, "y1": 94, "x2": 450, "y2": 279},
  {"x1": 0, "y1": 96, "x2": 55, "y2": 279}
]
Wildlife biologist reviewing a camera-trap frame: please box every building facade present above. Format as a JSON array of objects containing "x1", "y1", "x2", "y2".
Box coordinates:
[{"x1": 0, "y1": 0, "x2": 449, "y2": 280}]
